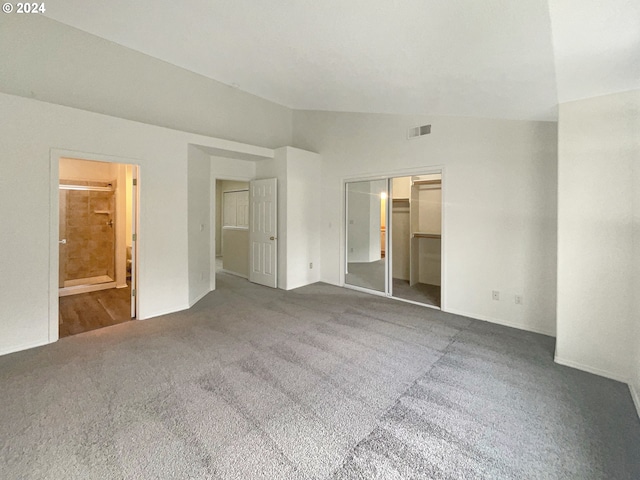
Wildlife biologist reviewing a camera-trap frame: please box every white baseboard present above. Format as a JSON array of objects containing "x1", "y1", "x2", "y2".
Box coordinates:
[
  {"x1": 444, "y1": 307, "x2": 556, "y2": 337},
  {"x1": 554, "y1": 355, "x2": 629, "y2": 383},
  {"x1": 220, "y1": 269, "x2": 248, "y2": 279},
  {"x1": 285, "y1": 278, "x2": 322, "y2": 291},
  {"x1": 189, "y1": 289, "x2": 211, "y2": 308},
  {"x1": 0, "y1": 339, "x2": 51, "y2": 357},
  {"x1": 629, "y1": 382, "x2": 640, "y2": 419},
  {"x1": 138, "y1": 304, "x2": 190, "y2": 321}
]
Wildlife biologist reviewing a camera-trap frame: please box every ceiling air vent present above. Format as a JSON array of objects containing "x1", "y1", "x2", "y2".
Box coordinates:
[{"x1": 408, "y1": 124, "x2": 431, "y2": 139}]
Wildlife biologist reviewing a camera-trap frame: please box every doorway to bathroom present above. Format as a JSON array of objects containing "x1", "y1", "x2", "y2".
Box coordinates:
[{"x1": 58, "y1": 157, "x2": 138, "y2": 337}]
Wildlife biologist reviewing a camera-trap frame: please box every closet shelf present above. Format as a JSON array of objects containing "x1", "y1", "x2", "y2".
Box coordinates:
[
  {"x1": 413, "y1": 180, "x2": 441, "y2": 186},
  {"x1": 412, "y1": 232, "x2": 441, "y2": 239}
]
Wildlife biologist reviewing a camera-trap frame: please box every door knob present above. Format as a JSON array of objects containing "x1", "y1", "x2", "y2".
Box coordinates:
[
  {"x1": 270, "y1": 236, "x2": 276, "y2": 240},
  {"x1": 59, "y1": 239, "x2": 67, "y2": 244}
]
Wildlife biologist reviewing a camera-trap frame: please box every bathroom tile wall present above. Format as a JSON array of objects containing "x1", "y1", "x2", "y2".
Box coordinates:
[{"x1": 60, "y1": 186, "x2": 115, "y2": 283}]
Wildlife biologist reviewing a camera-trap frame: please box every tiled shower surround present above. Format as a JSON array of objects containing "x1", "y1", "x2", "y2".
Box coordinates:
[{"x1": 59, "y1": 181, "x2": 115, "y2": 285}]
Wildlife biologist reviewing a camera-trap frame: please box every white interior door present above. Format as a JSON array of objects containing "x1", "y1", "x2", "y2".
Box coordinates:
[{"x1": 249, "y1": 178, "x2": 278, "y2": 288}]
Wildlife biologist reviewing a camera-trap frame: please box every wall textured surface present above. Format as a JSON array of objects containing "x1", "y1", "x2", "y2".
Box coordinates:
[
  {"x1": 556, "y1": 89, "x2": 640, "y2": 383},
  {"x1": 0, "y1": 15, "x2": 293, "y2": 149},
  {"x1": 294, "y1": 110, "x2": 558, "y2": 336}
]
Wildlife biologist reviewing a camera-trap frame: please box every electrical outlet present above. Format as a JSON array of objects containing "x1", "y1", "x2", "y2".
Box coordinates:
[
  {"x1": 492, "y1": 290, "x2": 500, "y2": 301},
  {"x1": 309, "y1": 262, "x2": 313, "y2": 269},
  {"x1": 515, "y1": 295, "x2": 523, "y2": 305}
]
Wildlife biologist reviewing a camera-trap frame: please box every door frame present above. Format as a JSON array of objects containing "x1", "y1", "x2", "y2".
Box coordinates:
[
  {"x1": 341, "y1": 164, "x2": 447, "y2": 311},
  {"x1": 49, "y1": 149, "x2": 141, "y2": 343}
]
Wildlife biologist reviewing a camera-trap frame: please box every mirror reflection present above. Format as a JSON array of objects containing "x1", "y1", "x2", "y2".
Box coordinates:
[{"x1": 345, "y1": 179, "x2": 387, "y2": 292}]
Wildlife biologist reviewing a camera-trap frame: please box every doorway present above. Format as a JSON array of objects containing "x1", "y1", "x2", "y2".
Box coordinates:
[
  {"x1": 344, "y1": 171, "x2": 443, "y2": 309},
  {"x1": 57, "y1": 157, "x2": 138, "y2": 337},
  {"x1": 214, "y1": 177, "x2": 279, "y2": 289},
  {"x1": 389, "y1": 174, "x2": 442, "y2": 307},
  {"x1": 215, "y1": 179, "x2": 250, "y2": 278}
]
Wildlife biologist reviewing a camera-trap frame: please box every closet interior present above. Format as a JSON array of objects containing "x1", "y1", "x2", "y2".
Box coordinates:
[{"x1": 391, "y1": 174, "x2": 441, "y2": 307}]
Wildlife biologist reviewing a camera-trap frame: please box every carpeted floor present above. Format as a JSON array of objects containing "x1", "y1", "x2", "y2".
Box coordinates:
[
  {"x1": 392, "y1": 278, "x2": 441, "y2": 307},
  {"x1": 1, "y1": 273, "x2": 638, "y2": 479}
]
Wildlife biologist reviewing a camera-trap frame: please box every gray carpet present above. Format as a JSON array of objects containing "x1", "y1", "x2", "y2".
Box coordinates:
[
  {"x1": 392, "y1": 278, "x2": 441, "y2": 308},
  {"x1": 346, "y1": 260, "x2": 385, "y2": 291},
  {"x1": 1, "y1": 273, "x2": 638, "y2": 479}
]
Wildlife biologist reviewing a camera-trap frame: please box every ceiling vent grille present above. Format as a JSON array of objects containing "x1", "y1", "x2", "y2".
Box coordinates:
[{"x1": 408, "y1": 124, "x2": 431, "y2": 139}]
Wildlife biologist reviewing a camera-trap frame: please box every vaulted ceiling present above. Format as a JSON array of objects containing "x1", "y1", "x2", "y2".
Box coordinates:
[{"x1": 44, "y1": 0, "x2": 639, "y2": 121}]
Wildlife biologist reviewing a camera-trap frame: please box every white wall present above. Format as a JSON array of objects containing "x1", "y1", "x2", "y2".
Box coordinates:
[
  {"x1": 416, "y1": 187, "x2": 442, "y2": 234},
  {"x1": 392, "y1": 176, "x2": 411, "y2": 199},
  {"x1": 222, "y1": 230, "x2": 249, "y2": 278},
  {"x1": 418, "y1": 239, "x2": 441, "y2": 287},
  {"x1": 187, "y1": 146, "x2": 211, "y2": 306},
  {"x1": 0, "y1": 14, "x2": 292, "y2": 149},
  {"x1": 282, "y1": 147, "x2": 322, "y2": 289},
  {"x1": 416, "y1": 184, "x2": 442, "y2": 286},
  {"x1": 256, "y1": 147, "x2": 321, "y2": 290},
  {"x1": 0, "y1": 92, "x2": 281, "y2": 356},
  {"x1": 392, "y1": 177, "x2": 411, "y2": 280},
  {"x1": 556, "y1": 89, "x2": 640, "y2": 383},
  {"x1": 293, "y1": 110, "x2": 558, "y2": 335}
]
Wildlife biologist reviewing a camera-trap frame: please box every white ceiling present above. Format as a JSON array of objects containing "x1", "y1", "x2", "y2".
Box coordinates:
[
  {"x1": 44, "y1": 1, "x2": 639, "y2": 121},
  {"x1": 548, "y1": 0, "x2": 640, "y2": 103}
]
